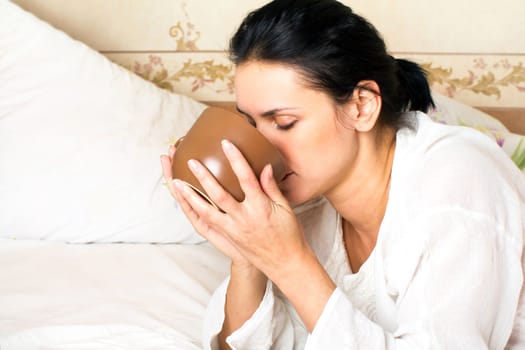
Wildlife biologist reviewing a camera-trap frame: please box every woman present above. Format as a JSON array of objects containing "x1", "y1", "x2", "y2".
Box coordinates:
[{"x1": 161, "y1": 0, "x2": 525, "y2": 348}]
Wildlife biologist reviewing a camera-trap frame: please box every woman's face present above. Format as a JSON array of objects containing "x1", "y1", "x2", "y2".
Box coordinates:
[{"x1": 234, "y1": 61, "x2": 359, "y2": 205}]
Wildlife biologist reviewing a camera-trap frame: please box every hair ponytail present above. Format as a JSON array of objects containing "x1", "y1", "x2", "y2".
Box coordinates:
[{"x1": 395, "y1": 58, "x2": 435, "y2": 113}]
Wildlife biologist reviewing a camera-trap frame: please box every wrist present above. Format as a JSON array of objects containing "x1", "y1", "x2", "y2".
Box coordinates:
[
  {"x1": 268, "y1": 245, "x2": 318, "y2": 286},
  {"x1": 230, "y1": 262, "x2": 267, "y2": 287},
  {"x1": 269, "y1": 247, "x2": 336, "y2": 332}
]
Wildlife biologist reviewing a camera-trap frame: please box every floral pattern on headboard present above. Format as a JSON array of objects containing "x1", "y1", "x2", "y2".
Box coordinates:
[
  {"x1": 423, "y1": 60, "x2": 525, "y2": 100},
  {"x1": 129, "y1": 54, "x2": 525, "y2": 107},
  {"x1": 132, "y1": 55, "x2": 234, "y2": 94}
]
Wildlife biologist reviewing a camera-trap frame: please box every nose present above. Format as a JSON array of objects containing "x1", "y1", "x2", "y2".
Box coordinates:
[{"x1": 256, "y1": 123, "x2": 278, "y2": 147}]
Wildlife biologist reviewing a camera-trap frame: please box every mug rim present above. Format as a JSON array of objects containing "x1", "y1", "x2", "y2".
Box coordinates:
[{"x1": 177, "y1": 179, "x2": 220, "y2": 210}]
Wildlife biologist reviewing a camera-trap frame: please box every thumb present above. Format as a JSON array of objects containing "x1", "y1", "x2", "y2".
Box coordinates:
[{"x1": 260, "y1": 164, "x2": 289, "y2": 208}]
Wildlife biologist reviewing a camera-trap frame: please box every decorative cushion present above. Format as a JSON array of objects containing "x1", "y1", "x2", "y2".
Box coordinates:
[
  {"x1": 0, "y1": 1, "x2": 206, "y2": 243},
  {"x1": 429, "y1": 93, "x2": 525, "y2": 173}
]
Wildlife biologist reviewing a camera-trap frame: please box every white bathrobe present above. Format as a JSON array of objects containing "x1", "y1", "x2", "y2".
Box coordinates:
[{"x1": 203, "y1": 113, "x2": 525, "y2": 349}]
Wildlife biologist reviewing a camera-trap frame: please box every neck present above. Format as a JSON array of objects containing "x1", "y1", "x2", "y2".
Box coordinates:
[{"x1": 326, "y1": 127, "x2": 396, "y2": 240}]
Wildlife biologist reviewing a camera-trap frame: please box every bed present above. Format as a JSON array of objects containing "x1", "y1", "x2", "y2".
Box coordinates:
[
  {"x1": 1, "y1": 1, "x2": 524, "y2": 349},
  {"x1": 0, "y1": 241, "x2": 229, "y2": 349}
]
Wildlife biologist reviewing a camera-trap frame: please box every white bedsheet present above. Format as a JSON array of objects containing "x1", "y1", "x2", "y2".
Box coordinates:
[{"x1": 0, "y1": 239, "x2": 230, "y2": 349}]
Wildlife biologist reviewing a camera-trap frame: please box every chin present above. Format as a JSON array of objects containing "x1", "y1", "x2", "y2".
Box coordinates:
[
  {"x1": 279, "y1": 175, "x2": 319, "y2": 206},
  {"x1": 282, "y1": 189, "x2": 316, "y2": 207}
]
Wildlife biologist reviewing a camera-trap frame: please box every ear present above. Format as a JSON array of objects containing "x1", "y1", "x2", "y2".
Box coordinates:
[{"x1": 344, "y1": 80, "x2": 382, "y2": 132}]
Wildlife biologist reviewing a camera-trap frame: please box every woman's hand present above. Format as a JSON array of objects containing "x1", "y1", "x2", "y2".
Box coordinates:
[
  {"x1": 162, "y1": 141, "x2": 336, "y2": 333},
  {"x1": 162, "y1": 140, "x2": 311, "y2": 282},
  {"x1": 160, "y1": 144, "x2": 248, "y2": 267}
]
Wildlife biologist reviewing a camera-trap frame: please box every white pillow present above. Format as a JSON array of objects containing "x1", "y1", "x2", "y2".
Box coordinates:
[{"x1": 0, "y1": 1, "x2": 206, "y2": 243}]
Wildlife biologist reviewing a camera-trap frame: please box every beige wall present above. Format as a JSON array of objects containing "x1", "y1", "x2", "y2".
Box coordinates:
[{"x1": 13, "y1": 0, "x2": 525, "y2": 112}]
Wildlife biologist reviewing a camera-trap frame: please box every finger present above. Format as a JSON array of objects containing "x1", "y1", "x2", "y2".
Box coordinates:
[
  {"x1": 168, "y1": 144, "x2": 176, "y2": 158},
  {"x1": 173, "y1": 182, "x2": 221, "y2": 243},
  {"x1": 174, "y1": 178, "x2": 228, "y2": 226},
  {"x1": 260, "y1": 164, "x2": 292, "y2": 212},
  {"x1": 172, "y1": 179, "x2": 194, "y2": 218},
  {"x1": 174, "y1": 181, "x2": 245, "y2": 260},
  {"x1": 187, "y1": 158, "x2": 240, "y2": 212},
  {"x1": 160, "y1": 145, "x2": 176, "y2": 181},
  {"x1": 173, "y1": 179, "x2": 222, "y2": 233},
  {"x1": 160, "y1": 154, "x2": 177, "y2": 198},
  {"x1": 221, "y1": 139, "x2": 263, "y2": 201}
]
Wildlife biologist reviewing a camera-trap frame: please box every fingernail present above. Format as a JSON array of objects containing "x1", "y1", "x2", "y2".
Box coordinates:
[
  {"x1": 188, "y1": 159, "x2": 200, "y2": 173},
  {"x1": 221, "y1": 139, "x2": 233, "y2": 152},
  {"x1": 266, "y1": 163, "x2": 273, "y2": 178},
  {"x1": 173, "y1": 179, "x2": 185, "y2": 191}
]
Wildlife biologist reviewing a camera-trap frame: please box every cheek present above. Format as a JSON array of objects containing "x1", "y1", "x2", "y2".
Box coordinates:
[
  {"x1": 295, "y1": 130, "x2": 356, "y2": 191},
  {"x1": 270, "y1": 117, "x2": 352, "y2": 176},
  {"x1": 293, "y1": 126, "x2": 343, "y2": 167},
  {"x1": 274, "y1": 136, "x2": 314, "y2": 170}
]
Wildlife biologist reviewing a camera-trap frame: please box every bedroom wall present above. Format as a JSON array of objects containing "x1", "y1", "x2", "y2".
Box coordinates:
[{"x1": 12, "y1": 0, "x2": 525, "y2": 126}]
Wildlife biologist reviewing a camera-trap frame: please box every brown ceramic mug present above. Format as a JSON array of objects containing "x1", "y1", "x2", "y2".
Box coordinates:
[{"x1": 171, "y1": 106, "x2": 287, "y2": 208}]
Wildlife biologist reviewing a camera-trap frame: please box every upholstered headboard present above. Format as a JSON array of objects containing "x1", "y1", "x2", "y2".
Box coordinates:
[{"x1": 11, "y1": 0, "x2": 525, "y2": 134}]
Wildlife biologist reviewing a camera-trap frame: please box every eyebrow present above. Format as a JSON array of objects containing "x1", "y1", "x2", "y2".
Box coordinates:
[{"x1": 236, "y1": 106, "x2": 298, "y2": 118}]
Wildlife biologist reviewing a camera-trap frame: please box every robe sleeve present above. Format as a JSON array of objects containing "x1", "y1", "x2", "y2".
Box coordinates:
[{"x1": 202, "y1": 277, "x2": 307, "y2": 350}]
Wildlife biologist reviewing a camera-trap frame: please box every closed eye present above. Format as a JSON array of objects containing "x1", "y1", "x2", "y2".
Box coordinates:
[
  {"x1": 274, "y1": 115, "x2": 297, "y2": 131},
  {"x1": 275, "y1": 120, "x2": 297, "y2": 130},
  {"x1": 236, "y1": 105, "x2": 298, "y2": 131}
]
